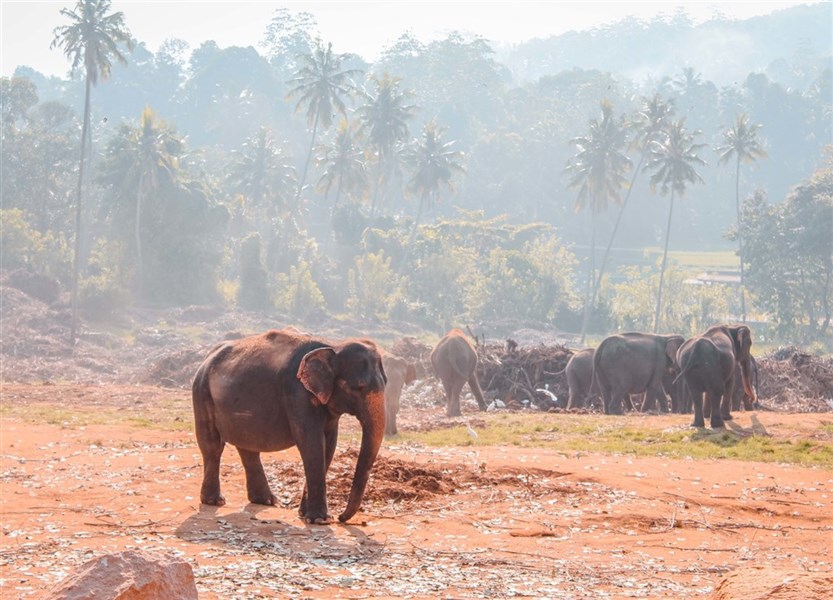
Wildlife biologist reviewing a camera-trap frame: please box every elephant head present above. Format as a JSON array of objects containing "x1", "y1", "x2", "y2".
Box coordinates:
[
  {"x1": 298, "y1": 340, "x2": 387, "y2": 522},
  {"x1": 727, "y1": 325, "x2": 757, "y2": 405}
]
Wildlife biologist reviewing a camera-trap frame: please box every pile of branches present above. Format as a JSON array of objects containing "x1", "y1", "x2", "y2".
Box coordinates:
[
  {"x1": 758, "y1": 346, "x2": 833, "y2": 412},
  {"x1": 476, "y1": 341, "x2": 573, "y2": 410}
]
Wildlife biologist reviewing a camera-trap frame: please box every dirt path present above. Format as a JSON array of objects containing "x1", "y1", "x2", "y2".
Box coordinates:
[{"x1": 1, "y1": 384, "x2": 832, "y2": 598}]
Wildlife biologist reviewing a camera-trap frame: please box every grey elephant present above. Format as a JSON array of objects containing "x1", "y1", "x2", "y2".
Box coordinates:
[
  {"x1": 593, "y1": 332, "x2": 685, "y2": 415},
  {"x1": 191, "y1": 328, "x2": 387, "y2": 524},
  {"x1": 566, "y1": 348, "x2": 600, "y2": 409},
  {"x1": 730, "y1": 354, "x2": 759, "y2": 412},
  {"x1": 676, "y1": 324, "x2": 758, "y2": 428},
  {"x1": 430, "y1": 329, "x2": 488, "y2": 417}
]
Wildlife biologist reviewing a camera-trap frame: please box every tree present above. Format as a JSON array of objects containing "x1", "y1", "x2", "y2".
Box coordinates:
[
  {"x1": 99, "y1": 107, "x2": 181, "y2": 294},
  {"x1": 51, "y1": 0, "x2": 132, "y2": 344},
  {"x1": 356, "y1": 73, "x2": 417, "y2": 215},
  {"x1": 287, "y1": 41, "x2": 362, "y2": 211},
  {"x1": 645, "y1": 118, "x2": 707, "y2": 332},
  {"x1": 314, "y1": 120, "x2": 366, "y2": 209},
  {"x1": 564, "y1": 100, "x2": 631, "y2": 342},
  {"x1": 716, "y1": 113, "x2": 767, "y2": 321},
  {"x1": 400, "y1": 120, "x2": 465, "y2": 271}
]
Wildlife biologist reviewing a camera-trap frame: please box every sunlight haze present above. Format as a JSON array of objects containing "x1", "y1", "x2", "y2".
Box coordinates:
[{"x1": 0, "y1": 1, "x2": 813, "y2": 78}]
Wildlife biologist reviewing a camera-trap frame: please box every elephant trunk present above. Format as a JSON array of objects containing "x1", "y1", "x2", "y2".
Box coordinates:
[
  {"x1": 339, "y1": 390, "x2": 385, "y2": 523},
  {"x1": 739, "y1": 358, "x2": 757, "y2": 406}
]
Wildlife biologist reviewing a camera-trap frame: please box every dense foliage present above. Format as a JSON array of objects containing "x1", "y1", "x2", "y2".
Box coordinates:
[{"x1": 1, "y1": 3, "x2": 831, "y2": 346}]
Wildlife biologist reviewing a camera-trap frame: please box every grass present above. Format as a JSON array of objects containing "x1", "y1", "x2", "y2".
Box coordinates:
[{"x1": 392, "y1": 413, "x2": 833, "y2": 467}]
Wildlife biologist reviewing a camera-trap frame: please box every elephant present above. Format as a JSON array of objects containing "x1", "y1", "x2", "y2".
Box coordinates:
[
  {"x1": 592, "y1": 332, "x2": 685, "y2": 415},
  {"x1": 430, "y1": 329, "x2": 488, "y2": 417},
  {"x1": 380, "y1": 351, "x2": 418, "y2": 437},
  {"x1": 675, "y1": 324, "x2": 758, "y2": 429},
  {"x1": 565, "y1": 348, "x2": 600, "y2": 409},
  {"x1": 191, "y1": 328, "x2": 387, "y2": 524}
]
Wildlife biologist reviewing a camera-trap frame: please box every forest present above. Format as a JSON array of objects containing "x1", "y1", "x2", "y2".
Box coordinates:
[{"x1": 1, "y1": 1, "x2": 831, "y2": 347}]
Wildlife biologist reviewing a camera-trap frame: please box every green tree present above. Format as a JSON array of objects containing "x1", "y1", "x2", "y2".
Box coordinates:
[
  {"x1": 716, "y1": 113, "x2": 767, "y2": 322},
  {"x1": 315, "y1": 120, "x2": 366, "y2": 209},
  {"x1": 646, "y1": 118, "x2": 707, "y2": 332},
  {"x1": 287, "y1": 41, "x2": 362, "y2": 210},
  {"x1": 356, "y1": 73, "x2": 417, "y2": 215},
  {"x1": 564, "y1": 100, "x2": 631, "y2": 342},
  {"x1": 236, "y1": 233, "x2": 272, "y2": 310},
  {"x1": 51, "y1": 0, "x2": 132, "y2": 343}
]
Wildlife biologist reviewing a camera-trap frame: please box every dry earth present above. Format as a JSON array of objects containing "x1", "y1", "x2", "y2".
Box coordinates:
[{"x1": 1, "y1": 384, "x2": 832, "y2": 599}]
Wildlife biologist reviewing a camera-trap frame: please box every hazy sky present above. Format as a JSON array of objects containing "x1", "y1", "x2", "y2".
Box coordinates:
[{"x1": 0, "y1": 1, "x2": 813, "y2": 78}]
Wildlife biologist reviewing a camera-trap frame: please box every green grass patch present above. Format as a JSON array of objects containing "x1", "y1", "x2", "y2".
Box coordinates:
[
  {"x1": 0, "y1": 399, "x2": 192, "y2": 432},
  {"x1": 392, "y1": 413, "x2": 833, "y2": 467}
]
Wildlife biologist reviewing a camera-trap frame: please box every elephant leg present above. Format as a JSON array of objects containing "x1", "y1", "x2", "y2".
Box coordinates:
[
  {"x1": 690, "y1": 387, "x2": 706, "y2": 428},
  {"x1": 447, "y1": 379, "x2": 464, "y2": 417},
  {"x1": 648, "y1": 384, "x2": 669, "y2": 414},
  {"x1": 721, "y1": 392, "x2": 733, "y2": 421},
  {"x1": 707, "y1": 390, "x2": 725, "y2": 429},
  {"x1": 237, "y1": 448, "x2": 277, "y2": 506},
  {"x1": 196, "y1": 424, "x2": 226, "y2": 506},
  {"x1": 441, "y1": 379, "x2": 454, "y2": 415},
  {"x1": 300, "y1": 426, "x2": 339, "y2": 518},
  {"x1": 608, "y1": 386, "x2": 626, "y2": 415},
  {"x1": 297, "y1": 435, "x2": 331, "y2": 524}
]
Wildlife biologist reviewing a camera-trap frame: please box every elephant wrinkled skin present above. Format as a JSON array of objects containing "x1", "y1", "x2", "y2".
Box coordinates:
[
  {"x1": 430, "y1": 329, "x2": 488, "y2": 417},
  {"x1": 191, "y1": 329, "x2": 387, "y2": 524}
]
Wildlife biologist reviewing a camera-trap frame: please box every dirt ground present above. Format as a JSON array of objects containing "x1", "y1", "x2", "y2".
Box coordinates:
[{"x1": 1, "y1": 384, "x2": 832, "y2": 599}]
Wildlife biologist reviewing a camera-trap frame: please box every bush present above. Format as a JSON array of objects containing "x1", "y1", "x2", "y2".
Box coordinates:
[
  {"x1": 236, "y1": 233, "x2": 272, "y2": 310},
  {"x1": 346, "y1": 251, "x2": 405, "y2": 321},
  {"x1": 275, "y1": 260, "x2": 325, "y2": 319}
]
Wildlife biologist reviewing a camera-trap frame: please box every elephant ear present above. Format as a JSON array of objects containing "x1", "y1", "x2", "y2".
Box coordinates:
[
  {"x1": 298, "y1": 347, "x2": 336, "y2": 406},
  {"x1": 664, "y1": 336, "x2": 684, "y2": 367},
  {"x1": 731, "y1": 326, "x2": 753, "y2": 361}
]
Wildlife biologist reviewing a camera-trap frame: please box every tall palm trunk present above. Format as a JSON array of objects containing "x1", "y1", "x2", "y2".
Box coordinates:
[
  {"x1": 135, "y1": 174, "x2": 145, "y2": 298},
  {"x1": 592, "y1": 152, "x2": 646, "y2": 309},
  {"x1": 70, "y1": 75, "x2": 92, "y2": 346},
  {"x1": 734, "y1": 157, "x2": 747, "y2": 322},
  {"x1": 653, "y1": 190, "x2": 675, "y2": 333},
  {"x1": 398, "y1": 193, "x2": 427, "y2": 273},
  {"x1": 579, "y1": 209, "x2": 597, "y2": 345},
  {"x1": 296, "y1": 112, "x2": 320, "y2": 206}
]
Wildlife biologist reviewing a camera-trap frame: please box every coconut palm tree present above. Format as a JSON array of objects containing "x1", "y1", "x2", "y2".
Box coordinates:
[
  {"x1": 356, "y1": 73, "x2": 417, "y2": 215},
  {"x1": 646, "y1": 118, "x2": 707, "y2": 332},
  {"x1": 315, "y1": 120, "x2": 366, "y2": 209},
  {"x1": 593, "y1": 94, "x2": 675, "y2": 309},
  {"x1": 716, "y1": 113, "x2": 767, "y2": 321},
  {"x1": 400, "y1": 120, "x2": 465, "y2": 269},
  {"x1": 51, "y1": 0, "x2": 132, "y2": 344},
  {"x1": 98, "y1": 107, "x2": 181, "y2": 295},
  {"x1": 564, "y1": 100, "x2": 631, "y2": 343},
  {"x1": 286, "y1": 41, "x2": 362, "y2": 211}
]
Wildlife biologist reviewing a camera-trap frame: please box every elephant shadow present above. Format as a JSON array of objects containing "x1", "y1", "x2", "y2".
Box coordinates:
[{"x1": 175, "y1": 503, "x2": 384, "y2": 562}]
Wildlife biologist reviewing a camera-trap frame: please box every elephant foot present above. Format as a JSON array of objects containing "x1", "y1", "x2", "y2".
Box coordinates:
[
  {"x1": 690, "y1": 420, "x2": 705, "y2": 428},
  {"x1": 710, "y1": 419, "x2": 726, "y2": 429},
  {"x1": 200, "y1": 492, "x2": 226, "y2": 507},
  {"x1": 301, "y1": 513, "x2": 334, "y2": 525},
  {"x1": 446, "y1": 410, "x2": 462, "y2": 418},
  {"x1": 248, "y1": 491, "x2": 278, "y2": 506},
  {"x1": 722, "y1": 413, "x2": 733, "y2": 421}
]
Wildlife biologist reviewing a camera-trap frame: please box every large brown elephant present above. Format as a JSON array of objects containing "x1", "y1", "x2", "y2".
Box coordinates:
[
  {"x1": 191, "y1": 329, "x2": 387, "y2": 524},
  {"x1": 430, "y1": 329, "x2": 488, "y2": 417},
  {"x1": 380, "y1": 351, "x2": 417, "y2": 437},
  {"x1": 675, "y1": 324, "x2": 757, "y2": 429},
  {"x1": 593, "y1": 332, "x2": 685, "y2": 415}
]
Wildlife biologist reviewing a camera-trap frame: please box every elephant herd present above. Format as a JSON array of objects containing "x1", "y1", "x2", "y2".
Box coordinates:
[
  {"x1": 189, "y1": 324, "x2": 757, "y2": 524},
  {"x1": 567, "y1": 324, "x2": 760, "y2": 429}
]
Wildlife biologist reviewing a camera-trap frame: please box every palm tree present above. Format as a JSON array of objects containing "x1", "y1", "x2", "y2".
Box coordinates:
[
  {"x1": 646, "y1": 118, "x2": 707, "y2": 332},
  {"x1": 286, "y1": 41, "x2": 362, "y2": 210},
  {"x1": 315, "y1": 120, "x2": 366, "y2": 209},
  {"x1": 564, "y1": 100, "x2": 631, "y2": 343},
  {"x1": 594, "y1": 94, "x2": 675, "y2": 310},
  {"x1": 99, "y1": 107, "x2": 182, "y2": 295},
  {"x1": 400, "y1": 120, "x2": 465, "y2": 269},
  {"x1": 716, "y1": 113, "x2": 767, "y2": 321},
  {"x1": 51, "y1": 0, "x2": 132, "y2": 344},
  {"x1": 356, "y1": 73, "x2": 417, "y2": 215}
]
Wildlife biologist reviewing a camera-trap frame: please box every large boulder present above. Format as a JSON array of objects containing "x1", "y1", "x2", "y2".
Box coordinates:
[
  {"x1": 43, "y1": 550, "x2": 198, "y2": 600},
  {"x1": 712, "y1": 566, "x2": 833, "y2": 600}
]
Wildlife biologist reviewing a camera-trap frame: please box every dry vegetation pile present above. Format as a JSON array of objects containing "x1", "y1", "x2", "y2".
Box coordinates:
[{"x1": 758, "y1": 347, "x2": 833, "y2": 412}]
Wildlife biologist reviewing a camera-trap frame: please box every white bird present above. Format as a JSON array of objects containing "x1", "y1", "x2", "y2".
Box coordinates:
[
  {"x1": 536, "y1": 388, "x2": 559, "y2": 405},
  {"x1": 466, "y1": 423, "x2": 479, "y2": 439}
]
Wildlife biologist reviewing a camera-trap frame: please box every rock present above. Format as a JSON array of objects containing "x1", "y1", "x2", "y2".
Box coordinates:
[
  {"x1": 712, "y1": 566, "x2": 833, "y2": 600},
  {"x1": 44, "y1": 550, "x2": 198, "y2": 600}
]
